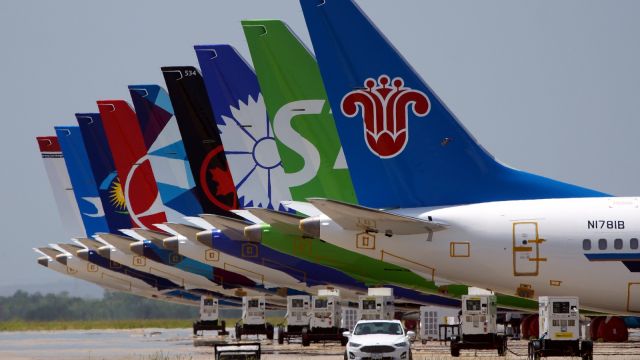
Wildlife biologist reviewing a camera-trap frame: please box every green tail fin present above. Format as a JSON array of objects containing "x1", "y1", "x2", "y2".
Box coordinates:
[{"x1": 242, "y1": 20, "x2": 356, "y2": 203}]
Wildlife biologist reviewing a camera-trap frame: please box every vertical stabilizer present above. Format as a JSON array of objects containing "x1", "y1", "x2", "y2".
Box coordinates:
[
  {"x1": 195, "y1": 44, "x2": 291, "y2": 210},
  {"x1": 300, "y1": 0, "x2": 605, "y2": 208},
  {"x1": 36, "y1": 136, "x2": 85, "y2": 237},
  {"x1": 97, "y1": 100, "x2": 167, "y2": 230},
  {"x1": 161, "y1": 67, "x2": 238, "y2": 215},
  {"x1": 128, "y1": 84, "x2": 203, "y2": 221},
  {"x1": 55, "y1": 126, "x2": 110, "y2": 235},
  {"x1": 76, "y1": 113, "x2": 132, "y2": 232},
  {"x1": 242, "y1": 20, "x2": 356, "y2": 203}
]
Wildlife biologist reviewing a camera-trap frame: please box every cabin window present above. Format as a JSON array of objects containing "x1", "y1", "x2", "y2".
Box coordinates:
[
  {"x1": 631, "y1": 238, "x2": 639, "y2": 250},
  {"x1": 614, "y1": 238, "x2": 623, "y2": 250},
  {"x1": 598, "y1": 238, "x2": 607, "y2": 250},
  {"x1": 582, "y1": 239, "x2": 591, "y2": 251}
]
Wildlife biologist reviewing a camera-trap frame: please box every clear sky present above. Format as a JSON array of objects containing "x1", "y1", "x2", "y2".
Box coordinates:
[{"x1": 1, "y1": 0, "x2": 639, "y2": 291}]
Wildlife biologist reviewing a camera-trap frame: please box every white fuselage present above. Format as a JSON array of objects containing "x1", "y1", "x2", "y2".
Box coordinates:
[{"x1": 318, "y1": 197, "x2": 640, "y2": 315}]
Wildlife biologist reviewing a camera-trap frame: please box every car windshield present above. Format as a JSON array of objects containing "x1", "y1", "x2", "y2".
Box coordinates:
[{"x1": 353, "y1": 322, "x2": 403, "y2": 335}]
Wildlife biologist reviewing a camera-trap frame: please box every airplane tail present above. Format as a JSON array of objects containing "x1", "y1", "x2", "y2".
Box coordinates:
[
  {"x1": 194, "y1": 44, "x2": 290, "y2": 211},
  {"x1": 54, "y1": 126, "x2": 111, "y2": 236},
  {"x1": 300, "y1": 0, "x2": 606, "y2": 208},
  {"x1": 128, "y1": 84, "x2": 204, "y2": 220},
  {"x1": 161, "y1": 66, "x2": 238, "y2": 215},
  {"x1": 241, "y1": 20, "x2": 357, "y2": 204},
  {"x1": 36, "y1": 136, "x2": 85, "y2": 237},
  {"x1": 97, "y1": 100, "x2": 167, "y2": 230},
  {"x1": 76, "y1": 113, "x2": 132, "y2": 232}
]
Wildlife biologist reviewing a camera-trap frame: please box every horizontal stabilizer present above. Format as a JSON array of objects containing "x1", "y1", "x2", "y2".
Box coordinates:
[
  {"x1": 37, "y1": 256, "x2": 49, "y2": 267},
  {"x1": 184, "y1": 216, "x2": 213, "y2": 230},
  {"x1": 159, "y1": 223, "x2": 202, "y2": 240},
  {"x1": 36, "y1": 247, "x2": 62, "y2": 258},
  {"x1": 307, "y1": 198, "x2": 446, "y2": 236},
  {"x1": 244, "y1": 208, "x2": 303, "y2": 234},
  {"x1": 199, "y1": 214, "x2": 250, "y2": 232},
  {"x1": 245, "y1": 207, "x2": 303, "y2": 225},
  {"x1": 280, "y1": 201, "x2": 323, "y2": 217},
  {"x1": 230, "y1": 210, "x2": 264, "y2": 225},
  {"x1": 129, "y1": 228, "x2": 169, "y2": 247},
  {"x1": 73, "y1": 237, "x2": 104, "y2": 250},
  {"x1": 96, "y1": 233, "x2": 136, "y2": 254},
  {"x1": 131, "y1": 228, "x2": 169, "y2": 241},
  {"x1": 55, "y1": 243, "x2": 83, "y2": 255}
]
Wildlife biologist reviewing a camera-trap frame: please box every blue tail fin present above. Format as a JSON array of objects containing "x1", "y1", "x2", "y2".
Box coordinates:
[
  {"x1": 76, "y1": 113, "x2": 132, "y2": 233},
  {"x1": 194, "y1": 44, "x2": 291, "y2": 211},
  {"x1": 300, "y1": 0, "x2": 606, "y2": 208},
  {"x1": 55, "y1": 126, "x2": 111, "y2": 236}
]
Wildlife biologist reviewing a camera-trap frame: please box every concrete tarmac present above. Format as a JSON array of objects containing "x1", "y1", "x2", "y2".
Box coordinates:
[{"x1": 0, "y1": 328, "x2": 639, "y2": 359}]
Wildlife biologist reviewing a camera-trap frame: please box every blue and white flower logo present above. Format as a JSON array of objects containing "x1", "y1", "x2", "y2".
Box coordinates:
[{"x1": 219, "y1": 94, "x2": 291, "y2": 209}]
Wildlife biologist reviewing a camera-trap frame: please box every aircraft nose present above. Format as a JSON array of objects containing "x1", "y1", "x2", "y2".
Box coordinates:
[{"x1": 130, "y1": 241, "x2": 144, "y2": 256}]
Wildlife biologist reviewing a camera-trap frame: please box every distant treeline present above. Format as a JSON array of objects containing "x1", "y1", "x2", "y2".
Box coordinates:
[{"x1": 0, "y1": 291, "x2": 198, "y2": 322}]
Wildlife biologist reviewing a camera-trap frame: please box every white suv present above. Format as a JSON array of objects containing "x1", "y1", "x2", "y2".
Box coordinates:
[{"x1": 343, "y1": 320, "x2": 414, "y2": 360}]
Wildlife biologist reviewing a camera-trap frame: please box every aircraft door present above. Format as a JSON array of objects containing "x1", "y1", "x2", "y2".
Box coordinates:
[{"x1": 512, "y1": 222, "x2": 545, "y2": 276}]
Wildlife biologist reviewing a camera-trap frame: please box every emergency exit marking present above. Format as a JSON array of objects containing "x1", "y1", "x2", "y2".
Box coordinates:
[
  {"x1": 133, "y1": 256, "x2": 146, "y2": 267},
  {"x1": 205, "y1": 249, "x2": 219, "y2": 262},
  {"x1": 242, "y1": 243, "x2": 258, "y2": 258},
  {"x1": 170, "y1": 254, "x2": 182, "y2": 264},
  {"x1": 450, "y1": 242, "x2": 470, "y2": 257},
  {"x1": 87, "y1": 263, "x2": 98, "y2": 272},
  {"x1": 356, "y1": 231, "x2": 375, "y2": 249},
  {"x1": 549, "y1": 280, "x2": 562, "y2": 286},
  {"x1": 293, "y1": 237, "x2": 312, "y2": 256}
]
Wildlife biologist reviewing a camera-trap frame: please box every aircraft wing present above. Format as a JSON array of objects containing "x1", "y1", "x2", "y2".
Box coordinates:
[{"x1": 307, "y1": 198, "x2": 447, "y2": 236}]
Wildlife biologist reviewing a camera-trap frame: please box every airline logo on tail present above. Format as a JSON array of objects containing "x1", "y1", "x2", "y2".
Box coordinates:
[
  {"x1": 341, "y1": 75, "x2": 431, "y2": 158},
  {"x1": 199, "y1": 145, "x2": 237, "y2": 211}
]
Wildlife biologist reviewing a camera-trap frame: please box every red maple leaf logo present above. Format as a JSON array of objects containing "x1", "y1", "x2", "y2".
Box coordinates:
[{"x1": 209, "y1": 167, "x2": 235, "y2": 196}]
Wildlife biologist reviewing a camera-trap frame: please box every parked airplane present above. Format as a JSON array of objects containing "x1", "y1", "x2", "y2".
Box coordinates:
[
  {"x1": 35, "y1": 135, "x2": 163, "y2": 296},
  {"x1": 188, "y1": 47, "x2": 462, "y2": 306},
  {"x1": 158, "y1": 64, "x2": 366, "y2": 300},
  {"x1": 236, "y1": 18, "x2": 537, "y2": 311},
  {"x1": 297, "y1": 0, "x2": 636, "y2": 316},
  {"x1": 89, "y1": 88, "x2": 300, "y2": 304}
]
